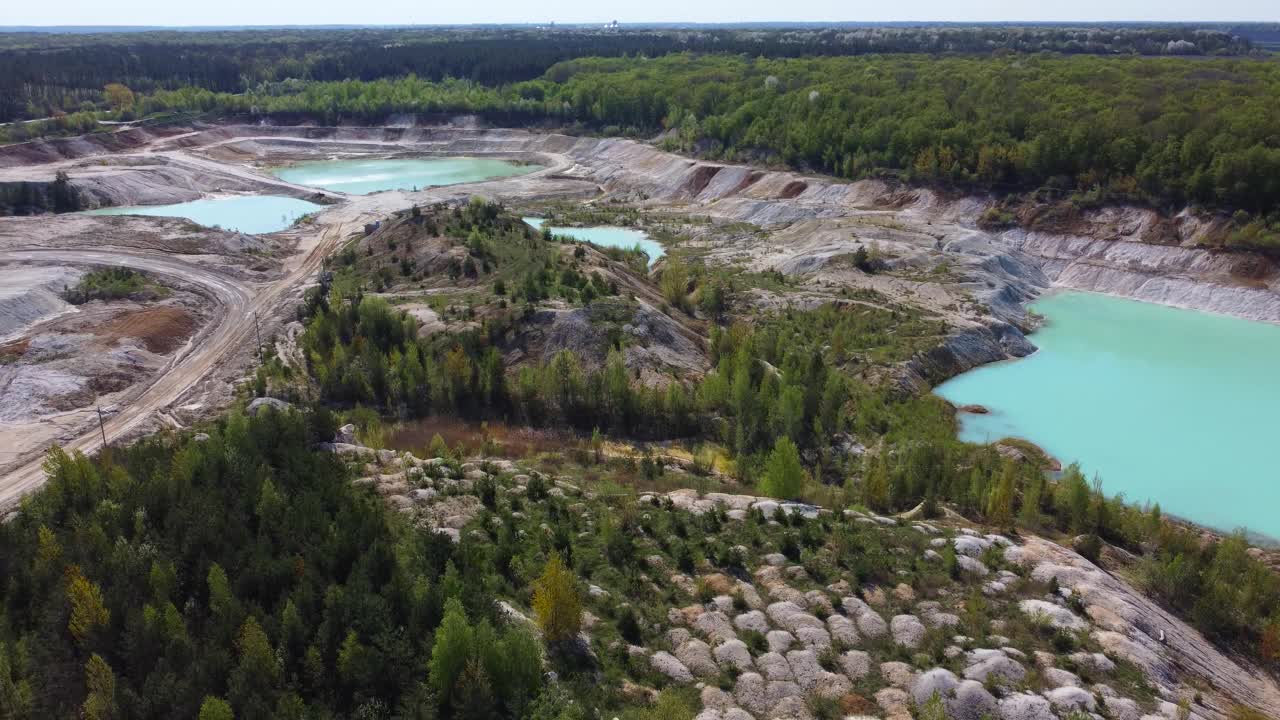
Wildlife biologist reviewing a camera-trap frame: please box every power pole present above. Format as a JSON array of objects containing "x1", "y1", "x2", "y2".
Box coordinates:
[{"x1": 96, "y1": 406, "x2": 109, "y2": 448}]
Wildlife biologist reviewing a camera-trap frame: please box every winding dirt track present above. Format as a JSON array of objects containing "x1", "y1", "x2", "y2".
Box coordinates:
[
  {"x1": 0, "y1": 134, "x2": 579, "y2": 511},
  {"x1": 0, "y1": 223, "x2": 348, "y2": 510}
]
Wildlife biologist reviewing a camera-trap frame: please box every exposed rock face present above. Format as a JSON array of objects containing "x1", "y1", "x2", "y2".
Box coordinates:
[
  {"x1": 903, "y1": 322, "x2": 1036, "y2": 389},
  {"x1": 1007, "y1": 536, "x2": 1280, "y2": 718},
  {"x1": 1005, "y1": 229, "x2": 1280, "y2": 325}
]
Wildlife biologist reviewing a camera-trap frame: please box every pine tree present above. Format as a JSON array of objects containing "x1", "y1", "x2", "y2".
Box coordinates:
[
  {"x1": 532, "y1": 554, "x2": 582, "y2": 645},
  {"x1": 65, "y1": 567, "x2": 109, "y2": 645},
  {"x1": 864, "y1": 454, "x2": 891, "y2": 512},
  {"x1": 759, "y1": 436, "x2": 805, "y2": 499},
  {"x1": 198, "y1": 697, "x2": 234, "y2": 720},
  {"x1": 429, "y1": 597, "x2": 473, "y2": 702},
  {"x1": 81, "y1": 654, "x2": 115, "y2": 720}
]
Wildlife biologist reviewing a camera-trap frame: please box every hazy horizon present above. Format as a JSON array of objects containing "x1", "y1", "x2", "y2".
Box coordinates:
[{"x1": 4, "y1": 0, "x2": 1277, "y2": 29}]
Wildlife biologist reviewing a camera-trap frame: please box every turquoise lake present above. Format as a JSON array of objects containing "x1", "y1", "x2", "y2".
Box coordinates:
[
  {"x1": 87, "y1": 195, "x2": 323, "y2": 234},
  {"x1": 273, "y1": 158, "x2": 534, "y2": 194},
  {"x1": 523, "y1": 218, "x2": 664, "y2": 266},
  {"x1": 934, "y1": 291, "x2": 1280, "y2": 539}
]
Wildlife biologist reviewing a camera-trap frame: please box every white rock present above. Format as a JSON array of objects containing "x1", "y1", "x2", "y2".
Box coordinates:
[
  {"x1": 650, "y1": 651, "x2": 693, "y2": 682},
  {"x1": 911, "y1": 668, "x2": 960, "y2": 706},
  {"x1": 838, "y1": 650, "x2": 872, "y2": 681},
  {"x1": 826, "y1": 613, "x2": 860, "y2": 647},
  {"x1": 733, "y1": 672, "x2": 768, "y2": 716},
  {"x1": 1043, "y1": 686, "x2": 1097, "y2": 713},
  {"x1": 880, "y1": 661, "x2": 917, "y2": 689},
  {"x1": 756, "y1": 652, "x2": 794, "y2": 682},
  {"x1": 1019, "y1": 599, "x2": 1088, "y2": 631},
  {"x1": 964, "y1": 648, "x2": 1026, "y2": 684},
  {"x1": 890, "y1": 614, "x2": 926, "y2": 648},
  {"x1": 675, "y1": 639, "x2": 718, "y2": 678},
  {"x1": 694, "y1": 611, "x2": 738, "y2": 643},
  {"x1": 713, "y1": 639, "x2": 754, "y2": 672},
  {"x1": 795, "y1": 626, "x2": 831, "y2": 650},
  {"x1": 785, "y1": 649, "x2": 823, "y2": 690},
  {"x1": 997, "y1": 692, "x2": 1057, "y2": 720},
  {"x1": 957, "y1": 555, "x2": 990, "y2": 576},
  {"x1": 766, "y1": 630, "x2": 795, "y2": 653},
  {"x1": 734, "y1": 609, "x2": 771, "y2": 634},
  {"x1": 1043, "y1": 667, "x2": 1081, "y2": 688}
]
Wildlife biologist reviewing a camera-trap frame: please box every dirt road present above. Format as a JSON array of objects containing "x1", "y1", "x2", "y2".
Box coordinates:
[
  {"x1": 0, "y1": 129, "x2": 587, "y2": 511},
  {"x1": 0, "y1": 249, "x2": 252, "y2": 508}
]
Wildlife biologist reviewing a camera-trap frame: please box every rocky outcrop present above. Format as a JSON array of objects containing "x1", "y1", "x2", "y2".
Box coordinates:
[{"x1": 1007, "y1": 536, "x2": 1280, "y2": 719}]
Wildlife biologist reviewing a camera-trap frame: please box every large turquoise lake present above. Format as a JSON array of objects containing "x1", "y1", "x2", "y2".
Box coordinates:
[
  {"x1": 935, "y1": 291, "x2": 1280, "y2": 538},
  {"x1": 87, "y1": 195, "x2": 323, "y2": 234},
  {"x1": 523, "y1": 218, "x2": 664, "y2": 266},
  {"x1": 273, "y1": 158, "x2": 534, "y2": 194}
]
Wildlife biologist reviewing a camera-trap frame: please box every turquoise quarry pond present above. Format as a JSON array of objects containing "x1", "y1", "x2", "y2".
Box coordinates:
[
  {"x1": 87, "y1": 195, "x2": 323, "y2": 234},
  {"x1": 523, "y1": 218, "x2": 664, "y2": 266},
  {"x1": 934, "y1": 291, "x2": 1280, "y2": 538},
  {"x1": 273, "y1": 158, "x2": 534, "y2": 194}
]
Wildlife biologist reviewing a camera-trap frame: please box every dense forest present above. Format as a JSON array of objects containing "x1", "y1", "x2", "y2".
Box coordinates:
[
  {"x1": 275, "y1": 201, "x2": 1280, "y2": 668},
  {"x1": 96, "y1": 52, "x2": 1280, "y2": 232},
  {"x1": 0, "y1": 24, "x2": 1258, "y2": 123}
]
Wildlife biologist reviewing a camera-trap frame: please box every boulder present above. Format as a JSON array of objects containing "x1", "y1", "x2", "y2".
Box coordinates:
[
  {"x1": 733, "y1": 672, "x2": 769, "y2": 716},
  {"x1": 335, "y1": 417, "x2": 355, "y2": 440},
  {"x1": 1104, "y1": 696, "x2": 1143, "y2": 720},
  {"x1": 247, "y1": 396, "x2": 292, "y2": 415},
  {"x1": 766, "y1": 630, "x2": 795, "y2": 653},
  {"x1": 785, "y1": 649, "x2": 823, "y2": 690},
  {"x1": 757, "y1": 652, "x2": 794, "y2": 682},
  {"x1": 826, "y1": 614, "x2": 860, "y2": 646},
  {"x1": 875, "y1": 687, "x2": 913, "y2": 720},
  {"x1": 838, "y1": 650, "x2": 872, "y2": 681},
  {"x1": 949, "y1": 680, "x2": 999, "y2": 720},
  {"x1": 734, "y1": 610, "x2": 771, "y2": 634},
  {"x1": 650, "y1": 651, "x2": 693, "y2": 682},
  {"x1": 795, "y1": 626, "x2": 831, "y2": 650},
  {"x1": 890, "y1": 614, "x2": 926, "y2": 648},
  {"x1": 963, "y1": 649, "x2": 1026, "y2": 684},
  {"x1": 997, "y1": 692, "x2": 1057, "y2": 720},
  {"x1": 1042, "y1": 667, "x2": 1081, "y2": 688},
  {"x1": 694, "y1": 611, "x2": 738, "y2": 643},
  {"x1": 713, "y1": 639, "x2": 754, "y2": 672},
  {"x1": 1043, "y1": 686, "x2": 1097, "y2": 713},
  {"x1": 954, "y1": 535, "x2": 990, "y2": 557},
  {"x1": 842, "y1": 597, "x2": 888, "y2": 639},
  {"x1": 880, "y1": 661, "x2": 917, "y2": 689},
  {"x1": 675, "y1": 639, "x2": 718, "y2": 678},
  {"x1": 911, "y1": 668, "x2": 960, "y2": 706},
  {"x1": 957, "y1": 555, "x2": 990, "y2": 576},
  {"x1": 1068, "y1": 651, "x2": 1116, "y2": 674},
  {"x1": 1019, "y1": 599, "x2": 1087, "y2": 631}
]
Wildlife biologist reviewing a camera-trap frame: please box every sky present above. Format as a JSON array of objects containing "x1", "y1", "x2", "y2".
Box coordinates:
[{"x1": 3, "y1": 0, "x2": 1276, "y2": 27}]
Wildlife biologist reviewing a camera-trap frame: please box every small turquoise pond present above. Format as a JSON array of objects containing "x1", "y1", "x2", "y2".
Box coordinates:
[
  {"x1": 273, "y1": 158, "x2": 535, "y2": 195},
  {"x1": 523, "y1": 218, "x2": 664, "y2": 266},
  {"x1": 88, "y1": 195, "x2": 322, "y2": 234},
  {"x1": 935, "y1": 291, "x2": 1280, "y2": 538}
]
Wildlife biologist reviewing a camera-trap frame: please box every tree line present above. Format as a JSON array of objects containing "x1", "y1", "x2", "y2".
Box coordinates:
[
  {"x1": 0, "y1": 24, "x2": 1254, "y2": 123},
  {"x1": 41, "y1": 53, "x2": 1279, "y2": 242}
]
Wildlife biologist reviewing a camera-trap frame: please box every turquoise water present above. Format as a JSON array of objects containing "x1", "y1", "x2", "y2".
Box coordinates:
[
  {"x1": 273, "y1": 158, "x2": 534, "y2": 194},
  {"x1": 934, "y1": 291, "x2": 1280, "y2": 538},
  {"x1": 523, "y1": 218, "x2": 664, "y2": 266},
  {"x1": 88, "y1": 195, "x2": 322, "y2": 234}
]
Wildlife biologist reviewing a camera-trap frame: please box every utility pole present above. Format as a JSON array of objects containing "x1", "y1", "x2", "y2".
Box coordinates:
[{"x1": 96, "y1": 406, "x2": 109, "y2": 448}]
